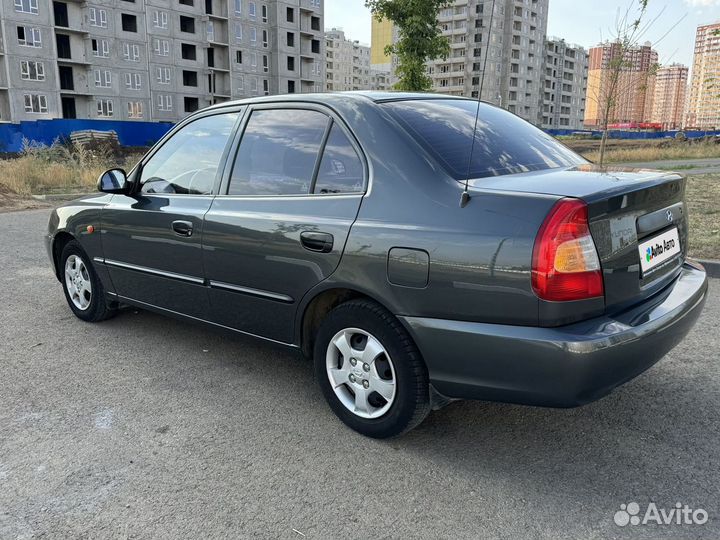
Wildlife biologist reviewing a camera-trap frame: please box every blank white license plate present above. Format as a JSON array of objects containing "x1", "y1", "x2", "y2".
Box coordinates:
[{"x1": 638, "y1": 227, "x2": 681, "y2": 275}]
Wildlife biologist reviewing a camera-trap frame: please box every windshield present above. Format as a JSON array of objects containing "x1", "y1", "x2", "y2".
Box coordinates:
[{"x1": 384, "y1": 99, "x2": 587, "y2": 180}]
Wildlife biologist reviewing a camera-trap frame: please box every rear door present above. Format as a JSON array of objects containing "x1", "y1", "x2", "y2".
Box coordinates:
[
  {"x1": 202, "y1": 104, "x2": 367, "y2": 343},
  {"x1": 100, "y1": 109, "x2": 242, "y2": 318}
]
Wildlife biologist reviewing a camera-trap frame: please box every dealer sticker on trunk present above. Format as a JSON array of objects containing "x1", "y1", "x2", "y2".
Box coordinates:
[{"x1": 638, "y1": 227, "x2": 681, "y2": 275}]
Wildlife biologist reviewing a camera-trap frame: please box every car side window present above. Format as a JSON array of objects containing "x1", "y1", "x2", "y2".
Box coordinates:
[
  {"x1": 140, "y1": 112, "x2": 240, "y2": 195},
  {"x1": 313, "y1": 124, "x2": 364, "y2": 194},
  {"x1": 228, "y1": 109, "x2": 329, "y2": 196}
]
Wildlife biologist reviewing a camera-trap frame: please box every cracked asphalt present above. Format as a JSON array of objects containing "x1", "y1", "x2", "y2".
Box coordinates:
[{"x1": 1, "y1": 208, "x2": 718, "y2": 539}]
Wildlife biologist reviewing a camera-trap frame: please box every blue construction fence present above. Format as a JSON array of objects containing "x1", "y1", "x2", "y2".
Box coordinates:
[
  {"x1": 0, "y1": 119, "x2": 174, "y2": 153},
  {"x1": 0, "y1": 119, "x2": 718, "y2": 153},
  {"x1": 545, "y1": 128, "x2": 720, "y2": 140}
]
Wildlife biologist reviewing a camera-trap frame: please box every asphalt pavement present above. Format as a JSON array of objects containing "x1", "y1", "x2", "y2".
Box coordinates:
[{"x1": 1, "y1": 208, "x2": 718, "y2": 539}]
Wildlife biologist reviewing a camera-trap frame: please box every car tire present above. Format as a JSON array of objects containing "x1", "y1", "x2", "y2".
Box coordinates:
[
  {"x1": 314, "y1": 299, "x2": 431, "y2": 438},
  {"x1": 60, "y1": 240, "x2": 116, "y2": 323}
]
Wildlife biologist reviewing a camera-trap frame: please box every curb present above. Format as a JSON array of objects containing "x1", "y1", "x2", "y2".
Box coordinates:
[{"x1": 697, "y1": 259, "x2": 720, "y2": 279}]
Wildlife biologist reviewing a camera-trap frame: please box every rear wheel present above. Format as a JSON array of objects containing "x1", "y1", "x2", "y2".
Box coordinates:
[
  {"x1": 314, "y1": 299, "x2": 430, "y2": 438},
  {"x1": 60, "y1": 240, "x2": 116, "y2": 322}
]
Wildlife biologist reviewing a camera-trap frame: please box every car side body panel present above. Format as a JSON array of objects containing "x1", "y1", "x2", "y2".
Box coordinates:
[{"x1": 46, "y1": 194, "x2": 116, "y2": 294}]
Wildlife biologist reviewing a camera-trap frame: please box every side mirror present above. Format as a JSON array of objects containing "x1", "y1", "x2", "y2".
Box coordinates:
[{"x1": 97, "y1": 168, "x2": 128, "y2": 194}]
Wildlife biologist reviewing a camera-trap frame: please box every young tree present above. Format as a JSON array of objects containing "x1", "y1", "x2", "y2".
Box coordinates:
[
  {"x1": 586, "y1": 0, "x2": 653, "y2": 167},
  {"x1": 365, "y1": 0, "x2": 451, "y2": 91}
]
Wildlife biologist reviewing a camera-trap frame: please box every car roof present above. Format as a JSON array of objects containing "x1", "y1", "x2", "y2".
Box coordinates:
[{"x1": 203, "y1": 91, "x2": 475, "y2": 112}]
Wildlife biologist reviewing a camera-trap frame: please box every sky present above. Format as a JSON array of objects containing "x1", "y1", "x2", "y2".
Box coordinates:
[{"x1": 325, "y1": 0, "x2": 720, "y2": 67}]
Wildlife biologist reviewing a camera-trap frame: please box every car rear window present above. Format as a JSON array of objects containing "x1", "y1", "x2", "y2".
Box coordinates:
[{"x1": 384, "y1": 99, "x2": 586, "y2": 180}]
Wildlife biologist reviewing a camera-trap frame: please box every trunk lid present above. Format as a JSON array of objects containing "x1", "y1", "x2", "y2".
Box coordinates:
[{"x1": 469, "y1": 164, "x2": 688, "y2": 312}]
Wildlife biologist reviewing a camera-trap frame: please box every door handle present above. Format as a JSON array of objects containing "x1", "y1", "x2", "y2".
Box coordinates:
[
  {"x1": 300, "y1": 231, "x2": 333, "y2": 253},
  {"x1": 172, "y1": 220, "x2": 194, "y2": 237}
]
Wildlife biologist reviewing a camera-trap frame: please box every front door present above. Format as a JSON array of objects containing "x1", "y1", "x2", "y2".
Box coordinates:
[
  {"x1": 202, "y1": 105, "x2": 367, "y2": 343},
  {"x1": 100, "y1": 109, "x2": 242, "y2": 318}
]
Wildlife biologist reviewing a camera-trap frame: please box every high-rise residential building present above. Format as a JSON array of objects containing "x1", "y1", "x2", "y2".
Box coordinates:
[
  {"x1": 325, "y1": 28, "x2": 390, "y2": 91},
  {"x1": 370, "y1": 16, "x2": 394, "y2": 73},
  {"x1": 0, "y1": 0, "x2": 325, "y2": 123},
  {"x1": 651, "y1": 64, "x2": 688, "y2": 130},
  {"x1": 370, "y1": 0, "x2": 549, "y2": 125},
  {"x1": 686, "y1": 22, "x2": 720, "y2": 130},
  {"x1": 584, "y1": 41, "x2": 658, "y2": 128},
  {"x1": 541, "y1": 37, "x2": 588, "y2": 130}
]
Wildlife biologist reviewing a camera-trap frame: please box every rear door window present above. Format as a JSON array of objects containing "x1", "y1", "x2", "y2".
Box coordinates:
[
  {"x1": 313, "y1": 124, "x2": 364, "y2": 194},
  {"x1": 228, "y1": 108, "x2": 329, "y2": 196},
  {"x1": 385, "y1": 99, "x2": 586, "y2": 180}
]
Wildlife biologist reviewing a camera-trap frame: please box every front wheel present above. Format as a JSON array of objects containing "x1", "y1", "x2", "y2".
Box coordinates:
[
  {"x1": 60, "y1": 240, "x2": 116, "y2": 322},
  {"x1": 314, "y1": 299, "x2": 431, "y2": 438}
]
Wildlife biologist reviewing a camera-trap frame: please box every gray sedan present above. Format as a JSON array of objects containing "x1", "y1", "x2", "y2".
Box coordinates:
[{"x1": 46, "y1": 92, "x2": 708, "y2": 438}]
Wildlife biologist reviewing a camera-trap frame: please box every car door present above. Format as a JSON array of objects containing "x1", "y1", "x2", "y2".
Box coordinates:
[
  {"x1": 202, "y1": 104, "x2": 367, "y2": 343},
  {"x1": 100, "y1": 108, "x2": 243, "y2": 318}
]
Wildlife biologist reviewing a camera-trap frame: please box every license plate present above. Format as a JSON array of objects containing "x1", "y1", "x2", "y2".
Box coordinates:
[{"x1": 638, "y1": 227, "x2": 681, "y2": 275}]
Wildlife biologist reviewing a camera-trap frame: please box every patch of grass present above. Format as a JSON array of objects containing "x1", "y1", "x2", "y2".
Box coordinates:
[
  {"x1": 0, "y1": 139, "x2": 142, "y2": 196},
  {"x1": 685, "y1": 174, "x2": 720, "y2": 260},
  {"x1": 655, "y1": 164, "x2": 699, "y2": 171},
  {"x1": 580, "y1": 142, "x2": 720, "y2": 164}
]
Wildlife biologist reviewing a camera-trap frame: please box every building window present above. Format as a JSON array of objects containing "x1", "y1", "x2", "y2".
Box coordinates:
[
  {"x1": 89, "y1": 7, "x2": 107, "y2": 28},
  {"x1": 127, "y1": 101, "x2": 143, "y2": 119},
  {"x1": 235, "y1": 50, "x2": 242, "y2": 64},
  {"x1": 250, "y1": 27, "x2": 256, "y2": 44},
  {"x1": 311, "y1": 60, "x2": 320, "y2": 75},
  {"x1": 234, "y1": 22, "x2": 242, "y2": 42},
  {"x1": 17, "y1": 26, "x2": 41, "y2": 47},
  {"x1": 97, "y1": 99, "x2": 114, "y2": 117},
  {"x1": 180, "y1": 15, "x2": 195, "y2": 33},
  {"x1": 124, "y1": 72, "x2": 142, "y2": 89},
  {"x1": 156, "y1": 66, "x2": 171, "y2": 84},
  {"x1": 179, "y1": 0, "x2": 193, "y2": 5},
  {"x1": 287, "y1": 56, "x2": 295, "y2": 71},
  {"x1": 15, "y1": 0, "x2": 38, "y2": 14},
  {"x1": 123, "y1": 43, "x2": 140, "y2": 61},
  {"x1": 311, "y1": 39, "x2": 320, "y2": 54},
  {"x1": 261, "y1": 4, "x2": 267, "y2": 23},
  {"x1": 263, "y1": 78, "x2": 269, "y2": 95},
  {"x1": 248, "y1": 1, "x2": 255, "y2": 17},
  {"x1": 20, "y1": 60, "x2": 45, "y2": 81},
  {"x1": 182, "y1": 70, "x2": 198, "y2": 87},
  {"x1": 207, "y1": 21, "x2": 214, "y2": 41},
  {"x1": 262, "y1": 54, "x2": 269, "y2": 72},
  {"x1": 94, "y1": 69, "x2": 112, "y2": 87},
  {"x1": 23, "y1": 94, "x2": 47, "y2": 113},
  {"x1": 157, "y1": 94, "x2": 173, "y2": 111},
  {"x1": 288, "y1": 80, "x2": 295, "y2": 94},
  {"x1": 234, "y1": 0, "x2": 241, "y2": 15},
  {"x1": 262, "y1": 29, "x2": 268, "y2": 48},
  {"x1": 286, "y1": 7, "x2": 293, "y2": 22},
  {"x1": 310, "y1": 0, "x2": 320, "y2": 7},
  {"x1": 153, "y1": 10, "x2": 168, "y2": 28},
  {"x1": 92, "y1": 38, "x2": 110, "y2": 57},
  {"x1": 311, "y1": 16, "x2": 320, "y2": 31},
  {"x1": 153, "y1": 38, "x2": 170, "y2": 56},
  {"x1": 181, "y1": 43, "x2": 197, "y2": 60},
  {"x1": 250, "y1": 52, "x2": 257, "y2": 68},
  {"x1": 250, "y1": 77, "x2": 258, "y2": 94},
  {"x1": 121, "y1": 13, "x2": 137, "y2": 32},
  {"x1": 184, "y1": 97, "x2": 199, "y2": 113},
  {"x1": 287, "y1": 32, "x2": 294, "y2": 47}
]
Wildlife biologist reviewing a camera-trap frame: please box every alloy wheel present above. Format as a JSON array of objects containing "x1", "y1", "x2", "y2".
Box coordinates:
[
  {"x1": 64, "y1": 254, "x2": 92, "y2": 311},
  {"x1": 325, "y1": 327, "x2": 397, "y2": 419}
]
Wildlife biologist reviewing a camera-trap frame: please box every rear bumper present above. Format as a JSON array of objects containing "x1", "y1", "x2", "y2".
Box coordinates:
[{"x1": 400, "y1": 262, "x2": 708, "y2": 407}]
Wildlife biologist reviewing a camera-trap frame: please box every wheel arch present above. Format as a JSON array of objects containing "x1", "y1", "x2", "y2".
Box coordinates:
[
  {"x1": 51, "y1": 231, "x2": 76, "y2": 281},
  {"x1": 297, "y1": 286, "x2": 397, "y2": 359}
]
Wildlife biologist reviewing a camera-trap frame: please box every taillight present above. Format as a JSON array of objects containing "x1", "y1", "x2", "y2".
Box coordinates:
[{"x1": 531, "y1": 198, "x2": 604, "y2": 301}]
